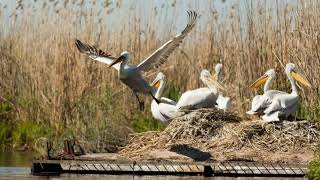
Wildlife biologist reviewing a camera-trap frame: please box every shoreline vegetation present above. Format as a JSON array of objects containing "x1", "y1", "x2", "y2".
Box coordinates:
[{"x1": 0, "y1": 0, "x2": 319, "y2": 178}]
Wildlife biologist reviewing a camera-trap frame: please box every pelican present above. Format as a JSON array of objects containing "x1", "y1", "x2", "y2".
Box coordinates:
[
  {"x1": 213, "y1": 63, "x2": 231, "y2": 111},
  {"x1": 176, "y1": 69, "x2": 223, "y2": 110},
  {"x1": 75, "y1": 11, "x2": 198, "y2": 110},
  {"x1": 150, "y1": 72, "x2": 177, "y2": 123},
  {"x1": 261, "y1": 63, "x2": 311, "y2": 122},
  {"x1": 246, "y1": 69, "x2": 283, "y2": 115}
]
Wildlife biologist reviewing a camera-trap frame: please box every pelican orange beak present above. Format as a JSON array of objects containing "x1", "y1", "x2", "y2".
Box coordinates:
[
  {"x1": 207, "y1": 77, "x2": 226, "y2": 91},
  {"x1": 249, "y1": 74, "x2": 269, "y2": 89},
  {"x1": 291, "y1": 71, "x2": 312, "y2": 88},
  {"x1": 150, "y1": 77, "x2": 161, "y2": 88},
  {"x1": 211, "y1": 72, "x2": 218, "y2": 81},
  {"x1": 152, "y1": 80, "x2": 161, "y2": 88},
  {"x1": 108, "y1": 56, "x2": 125, "y2": 67}
]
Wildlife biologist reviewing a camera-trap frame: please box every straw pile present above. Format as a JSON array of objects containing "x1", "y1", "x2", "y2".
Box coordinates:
[{"x1": 119, "y1": 108, "x2": 318, "y2": 163}]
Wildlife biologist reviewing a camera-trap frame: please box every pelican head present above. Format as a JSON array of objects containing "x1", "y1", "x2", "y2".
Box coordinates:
[
  {"x1": 200, "y1": 69, "x2": 226, "y2": 91},
  {"x1": 200, "y1": 69, "x2": 211, "y2": 83},
  {"x1": 215, "y1": 63, "x2": 223, "y2": 74},
  {"x1": 120, "y1": 51, "x2": 129, "y2": 59},
  {"x1": 151, "y1": 72, "x2": 166, "y2": 89},
  {"x1": 286, "y1": 63, "x2": 311, "y2": 88},
  {"x1": 212, "y1": 63, "x2": 223, "y2": 80},
  {"x1": 108, "y1": 51, "x2": 129, "y2": 67},
  {"x1": 249, "y1": 68, "x2": 275, "y2": 89}
]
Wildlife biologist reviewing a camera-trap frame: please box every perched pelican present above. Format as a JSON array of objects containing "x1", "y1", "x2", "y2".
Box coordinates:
[
  {"x1": 176, "y1": 69, "x2": 223, "y2": 110},
  {"x1": 75, "y1": 11, "x2": 198, "y2": 110},
  {"x1": 213, "y1": 63, "x2": 231, "y2": 111},
  {"x1": 246, "y1": 69, "x2": 282, "y2": 115},
  {"x1": 262, "y1": 63, "x2": 311, "y2": 122},
  {"x1": 150, "y1": 72, "x2": 177, "y2": 123}
]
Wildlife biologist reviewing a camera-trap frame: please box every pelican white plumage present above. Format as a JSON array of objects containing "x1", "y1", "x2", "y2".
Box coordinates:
[
  {"x1": 213, "y1": 63, "x2": 231, "y2": 111},
  {"x1": 150, "y1": 72, "x2": 177, "y2": 123},
  {"x1": 246, "y1": 69, "x2": 283, "y2": 115},
  {"x1": 261, "y1": 63, "x2": 311, "y2": 122},
  {"x1": 176, "y1": 69, "x2": 222, "y2": 110},
  {"x1": 75, "y1": 11, "x2": 198, "y2": 110}
]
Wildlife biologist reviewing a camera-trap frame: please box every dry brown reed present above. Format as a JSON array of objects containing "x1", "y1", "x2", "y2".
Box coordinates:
[
  {"x1": 0, "y1": 0, "x2": 319, "y2": 149},
  {"x1": 119, "y1": 108, "x2": 318, "y2": 163}
]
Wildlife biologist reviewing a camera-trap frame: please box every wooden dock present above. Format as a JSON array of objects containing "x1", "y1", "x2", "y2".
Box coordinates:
[{"x1": 31, "y1": 159, "x2": 307, "y2": 177}]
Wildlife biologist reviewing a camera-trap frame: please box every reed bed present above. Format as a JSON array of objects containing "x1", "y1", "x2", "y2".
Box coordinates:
[{"x1": 0, "y1": 0, "x2": 319, "y2": 150}]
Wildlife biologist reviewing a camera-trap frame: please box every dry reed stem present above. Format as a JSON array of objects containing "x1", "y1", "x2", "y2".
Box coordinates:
[
  {"x1": 0, "y1": 0, "x2": 319, "y2": 150},
  {"x1": 119, "y1": 108, "x2": 318, "y2": 163}
]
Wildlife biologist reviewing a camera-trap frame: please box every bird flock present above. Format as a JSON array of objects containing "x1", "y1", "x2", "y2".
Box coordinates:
[{"x1": 75, "y1": 11, "x2": 312, "y2": 124}]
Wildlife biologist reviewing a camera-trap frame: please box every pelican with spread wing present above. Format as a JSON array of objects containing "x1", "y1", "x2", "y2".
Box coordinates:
[
  {"x1": 75, "y1": 11, "x2": 198, "y2": 110},
  {"x1": 176, "y1": 69, "x2": 223, "y2": 110},
  {"x1": 150, "y1": 72, "x2": 177, "y2": 123},
  {"x1": 261, "y1": 63, "x2": 311, "y2": 122}
]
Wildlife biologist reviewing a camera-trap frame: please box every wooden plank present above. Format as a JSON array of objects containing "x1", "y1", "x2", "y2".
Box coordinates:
[
  {"x1": 139, "y1": 165, "x2": 151, "y2": 172},
  {"x1": 147, "y1": 164, "x2": 159, "y2": 172},
  {"x1": 164, "y1": 164, "x2": 175, "y2": 172},
  {"x1": 173, "y1": 165, "x2": 184, "y2": 172},
  {"x1": 93, "y1": 164, "x2": 105, "y2": 171},
  {"x1": 156, "y1": 164, "x2": 167, "y2": 172},
  {"x1": 31, "y1": 159, "x2": 307, "y2": 177},
  {"x1": 118, "y1": 164, "x2": 133, "y2": 172},
  {"x1": 133, "y1": 164, "x2": 142, "y2": 171},
  {"x1": 109, "y1": 164, "x2": 121, "y2": 171}
]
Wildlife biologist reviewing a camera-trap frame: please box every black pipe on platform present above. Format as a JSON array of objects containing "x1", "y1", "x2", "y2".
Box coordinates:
[{"x1": 31, "y1": 163, "x2": 63, "y2": 176}]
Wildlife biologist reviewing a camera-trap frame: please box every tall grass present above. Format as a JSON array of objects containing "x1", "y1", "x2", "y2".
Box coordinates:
[{"x1": 0, "y1": 0, "x2": 319, "y2": 150}]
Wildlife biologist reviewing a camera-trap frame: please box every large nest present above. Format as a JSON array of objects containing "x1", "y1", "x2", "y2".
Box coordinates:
[{"x1": 119, "y1": 108, "x2": 318, "y2": 163}]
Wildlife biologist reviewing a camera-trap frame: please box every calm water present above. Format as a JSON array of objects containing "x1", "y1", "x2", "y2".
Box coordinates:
[{"x1": 0, "y1": 150, "x2": 306, "y2": 180}]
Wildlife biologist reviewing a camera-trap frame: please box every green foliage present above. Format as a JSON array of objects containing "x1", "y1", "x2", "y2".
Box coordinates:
[
  {"x1": 131, "y1": 111, "x2": 164, "y2": 133},
  {"x1": 162, "y1": 81, "x2": 181, "y2": 102},
  {"x1": 0, "y1": 97, "x2": 14, "y2": 122},
  {"x1": 0, "y1": 120, "x2": 53, "y2": 149},
  {"x1": 129, "y1": 82, "x2": 179, "y2": 133},
  {"x1": 0, "y1": 121, "x2": 12, "y2": 144},
  {"x1": 308, "y1": 159, "x2": 320, "y2": 180},
  {"x1": 12, "y1": 120, "x2": 52, "y2": 148}
]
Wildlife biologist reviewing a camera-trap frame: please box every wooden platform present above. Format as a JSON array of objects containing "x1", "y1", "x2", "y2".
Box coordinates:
[{"x1": 31, "y1": 159, "x2": 307, "y2": 177}]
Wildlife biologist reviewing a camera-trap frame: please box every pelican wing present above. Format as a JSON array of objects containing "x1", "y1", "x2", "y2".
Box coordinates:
[
  {"x1": 215, "y1": 95, "x2": 231, "y2": 111},
  {"x1": 75, "y1": 39, "x2": 120, "y2": 70},
  {"x1": 161, "y1": 97, "x2": 177, "y2": 105},
  {"x1": 176, "y1": 88, "x2": 217, "y2": 110},
  {"x1": 137, "y1": 11, "x2": 198, "y2": 72},
  {"x1": 158, "y1": 103, "x2": 177, "y2": 120},
  {"x1": 263, "y1": 94, "x2": 299, "y2": 116},
  {"x1": 247, "y1": 90, "x2": 287, "y2": 115}
]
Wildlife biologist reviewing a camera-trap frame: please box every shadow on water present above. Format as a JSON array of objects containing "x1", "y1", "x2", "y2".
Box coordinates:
[{"x1": 0, "y1": 149, "x2": 36, "y2": 167}]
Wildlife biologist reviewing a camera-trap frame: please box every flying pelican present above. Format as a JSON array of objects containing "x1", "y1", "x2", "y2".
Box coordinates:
[
  {"x1": 150, "y1": 72, "x2": 177, "y2": 123},
  {"x1": 261, "y1": 63, "x2": 311, "y2": 122},
  {"x1": 75, "y1": 11, "x2": 198, "y2": 111},
  {"x1": 176, "y1": 69, "x2": 223, "y2": 110},
  {"x1": 212, "y1": 63, "x2": 231, "y2": 111},
  {"x1": 246, "y1": 69, "x2": 283, "y2": 115}
]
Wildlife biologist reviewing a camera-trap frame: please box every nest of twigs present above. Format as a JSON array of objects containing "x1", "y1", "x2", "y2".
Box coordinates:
[{"x1": 119, "y1": 108, "x2": 318, "y2": 163}]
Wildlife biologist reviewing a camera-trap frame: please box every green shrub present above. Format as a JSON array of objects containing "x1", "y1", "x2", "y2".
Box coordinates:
[{"x1": 308, "y1": 159, "x2": 320, "y2": 180}]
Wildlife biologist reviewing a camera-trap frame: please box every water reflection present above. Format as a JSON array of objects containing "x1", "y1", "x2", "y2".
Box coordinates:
[
  {"x1": 0, "y1": 173, "x2": 307, "y2": 180},
  {"x1": 0, "y1": 149, "x2": 36, "y2": 167}
]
